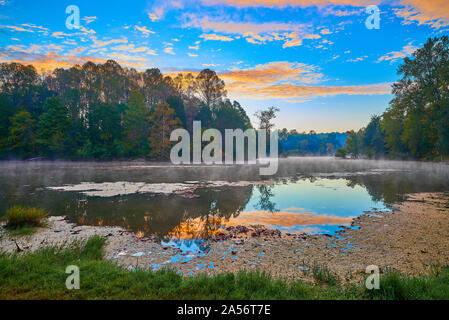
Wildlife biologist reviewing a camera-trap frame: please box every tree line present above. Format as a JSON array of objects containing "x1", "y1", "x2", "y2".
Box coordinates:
[
  {"x1": 279, "y1": 129, "x2": 346, "y2": 156},
  {"x1": 0, "y1": 60, "x2": 252, "y2": 160},
  {"x1": 336, "y1": 36, "x2": 449, "y2": 161}
]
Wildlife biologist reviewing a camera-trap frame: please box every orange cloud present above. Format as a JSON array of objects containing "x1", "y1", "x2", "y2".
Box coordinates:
[
  {"x1": 135, "y1": 25, "x2": 155, "y2": 36},
  {"x1": 0, "y1": 51, "x2": 146, "y2": 72},
  {"x1": 228, "y1": 82, "x2": 391, "y2": 100},
  {"x1": 148, "y1": 13, "x2": 160, "y2": 22},
  {"x1": 184, "y1": 15, "x2": 321, "y2": 47},
  {"x1": 200, "y1": 0, "x2": 376, "y2": 8},
  {"x1": 164, "y1": 47, "x2": 175, "y2": 55},
  {"x1": 377, "y1": 42, "x2": 419, "y2": 62},
  {"x1": 5, "y1": 25, "x2": 34, "y2": 32},
  {"x1": 166, "y1": 210, "x2": 354, "y2": 239},
  {"x1": 396, "y1": 0, "x2": 449, "y2": 28},
  {"x1": 185, "y1": 15, "x2": 308, "y2": 34},
  {"x1": 200, "y1": 33, "x2": 234, "y2": 41},
  {"x1": 82, "y1": 16, "x2": 97, "y2": 24},
  {"x1": 228, "y1": 210, "x2": 354, "y2": 227},
  {"x1": 283, "y1": 32, "x2": 321, "y2": 48},
  {"x1": 321, "y1": 7, "x2": 363, "y2": 16},
  {"x1": 111, "y1": 44, "x2": 151, "y2": 53},
  {"x1": 221, "y1": 61, "x2": 324, "y2": 85},
  {"x1": 91, "y1": 38, "x2": 128, "y2": 48},
  {"x1": 165, "y1": 61, "x2": 390, "y2": 100}
]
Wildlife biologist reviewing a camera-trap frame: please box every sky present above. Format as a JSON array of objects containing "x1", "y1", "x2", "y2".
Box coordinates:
[{"x1": 1, "y1": 0, "x2": 448, "y2": 132}]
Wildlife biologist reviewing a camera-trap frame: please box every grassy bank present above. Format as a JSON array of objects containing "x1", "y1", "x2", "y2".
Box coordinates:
[{"x1": 1, "y1": 236, "x2": 448, "y2": 300}]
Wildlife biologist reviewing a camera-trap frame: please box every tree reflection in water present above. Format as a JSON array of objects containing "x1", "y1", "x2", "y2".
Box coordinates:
[
  {"x1": 254, "y1": 185, "x2": 279, "y2": 213},
  {"x1": 2, "y1": 160, "x2": 449, "y2": 240}
]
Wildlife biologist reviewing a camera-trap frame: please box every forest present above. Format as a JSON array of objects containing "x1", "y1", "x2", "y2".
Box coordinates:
[
  {"x1": 4, "y1": 37, "x2": 446, "y2": 161},
  {"x1": 278, "y1": 130, "x2": 347, "y2": 156},
  {"x1": 337, "y1": 36, "x2": 449, "y2": 161},
  {"x1": 0, "y1": 61, "x2": 253, "y2": 160}
]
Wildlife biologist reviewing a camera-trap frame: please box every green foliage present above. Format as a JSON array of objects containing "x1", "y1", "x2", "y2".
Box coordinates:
[
  {"x1": 335, "y1": 148, "x2": 347, "y2": 158},
  {"x1": 166, "y1": 95, "x2": 186, "y2": 127},
  {"x1": 3, "y1": 206, "x2": 48, "y2": 229},
  {"x1": 123, "y1": 90, "x2": 150, "y2": 157},
  {"x1": 363, "y1": 267, "x2": 449, "y2": 300},
  {"x1": 311, "y1": 262, "x2": 340, "y2": 286},
  {"x1": 37, "y1": 97, "x2": 72, "y2": 157},
  {"x1": 7, "y1": 110, "x2": 35, "y2": 158},
  {"x1": 363, "y1": 115, "x2": 385, "y2": 158},
  {"x1": 286, "y1": 131, "x2": 344, "y2": 156},
  {"x1": 0, "y1": 60, "x2": 252, "y2": 160},
  {"x1": 214, "y1": 100, "x2": 252, "y2": 132},
  {"x1": 346, "y1": 36, "x2": 449, "y2": 161},
  {"x1": 0, "y1": 237, "x2": 341, "y2": 300},
  {"x1": 86, "y1": 103, "x2": 125, "y2": 159},
  {"x1": 195, "y1": 104, "x2": 214, "y2": 128}
]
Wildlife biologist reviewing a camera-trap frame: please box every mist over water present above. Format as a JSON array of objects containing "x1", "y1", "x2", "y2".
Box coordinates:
[{"x1": 1, "y1": 157, "x2": 449, "y2": 239}]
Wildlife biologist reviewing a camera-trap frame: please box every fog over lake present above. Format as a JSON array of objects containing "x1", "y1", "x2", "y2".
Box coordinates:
[{"x1": 1, "y1": 158, "x2": 449, "y2": 240}]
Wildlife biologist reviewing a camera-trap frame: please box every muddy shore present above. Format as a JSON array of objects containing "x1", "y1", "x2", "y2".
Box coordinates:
[{"x1": 2, "y1": 192, "x2": 449, "y2": 284}]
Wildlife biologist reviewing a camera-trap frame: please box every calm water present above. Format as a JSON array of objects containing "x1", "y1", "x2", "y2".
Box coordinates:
[{"x1": 1, "y1": 158, "x2": 449, "y2": 240}]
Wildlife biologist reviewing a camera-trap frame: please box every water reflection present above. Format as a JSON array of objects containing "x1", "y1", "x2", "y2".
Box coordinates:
[
  {"x1": 254, "y1": 185, "x2": 279, "y2": 213},
  {"x1": 1, "y1": 159, "x2": 449, "y2": 239}
]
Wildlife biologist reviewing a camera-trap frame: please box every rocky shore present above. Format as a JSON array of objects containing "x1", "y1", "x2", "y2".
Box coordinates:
[{"x1": 2, "y1": 192, "x2": 449, "y2": 284}]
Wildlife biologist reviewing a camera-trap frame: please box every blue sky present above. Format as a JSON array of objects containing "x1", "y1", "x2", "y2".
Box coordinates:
[{"x1": 1, "y1": 0, "x2": 448, "y2": 132}]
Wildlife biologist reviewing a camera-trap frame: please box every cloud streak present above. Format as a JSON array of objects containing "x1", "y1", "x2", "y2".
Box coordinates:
[
  {"x1": 377, "y1": 42, "x2": 419, "y2": 62},
  {"x1": 200, "y1": 0, "x2": 376, "y2": 8},
  {"x1": 396, "y1": 0, "x2": 449, "y2": 29},
  {"x1": 184, "y1": 14, "x2": 322, "y2": 47}
]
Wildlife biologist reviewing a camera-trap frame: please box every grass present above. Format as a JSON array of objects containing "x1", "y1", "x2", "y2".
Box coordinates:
[
  {"x1": 2, "y1": 206, "x2": 49, "y2": 236},
  {"x1": 311, "y1": 261, "x2": 340, "y2": 286},
  {"x1": 0, "y1": 236, "x2": 449, "y2": 300},
  {"x1": 364, "y1": 267, "x2": 449, "y2": 300}
]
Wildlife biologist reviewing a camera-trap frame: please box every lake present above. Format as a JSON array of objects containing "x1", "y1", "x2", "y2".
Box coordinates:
[{"x1": 1, "y1": 158, "x2": 449, "y2": 240}]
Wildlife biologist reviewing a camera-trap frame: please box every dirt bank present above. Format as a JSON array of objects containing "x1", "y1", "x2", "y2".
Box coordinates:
[{"x1": 2, "y1": 192, "x2": 449, "y2": 284}]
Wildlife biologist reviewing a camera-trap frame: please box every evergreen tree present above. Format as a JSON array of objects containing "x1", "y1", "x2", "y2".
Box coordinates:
[
  {"x1": 7, "y1": 110, "x2": 35, "y2": 158},
  {"x1": 123, "y1": 90, "x2": 149, "y2": 157},
  {"x1": 37, "y1": 97, "x2": 72, "y2": 157}
]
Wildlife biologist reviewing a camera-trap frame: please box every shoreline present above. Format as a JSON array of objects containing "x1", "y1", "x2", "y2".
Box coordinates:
[{"x1": 2, "y1": 192, "x2": 449, "y2": 284}]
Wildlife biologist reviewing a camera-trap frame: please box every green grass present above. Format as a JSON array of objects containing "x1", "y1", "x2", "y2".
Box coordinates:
[
  {"x1": 364, "y1": 267, "x2": 449, "y2": 300},
  {"x1": 0, "y1": 236, "x2": 448, "y2": 300},
  {"x1": 311, "y1": 261, "x2": 340, "y2": 286},
  {"x1": 2, "y1": 206, "x2": 49, "y2": 235},
  {"x1": 5, "y1": 225, "x2": 39, "y2": 237}
]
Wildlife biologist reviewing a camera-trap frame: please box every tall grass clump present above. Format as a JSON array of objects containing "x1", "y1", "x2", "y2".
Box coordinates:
[
  {"x1": 3, "y1": 206, "x2": 49, "y2": 229},
  {"x1": 311, "y1": 261, "x2": 340, "y2": 286}
]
